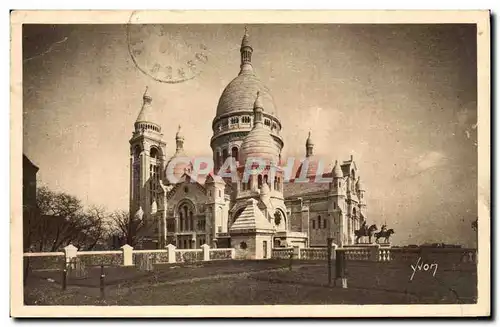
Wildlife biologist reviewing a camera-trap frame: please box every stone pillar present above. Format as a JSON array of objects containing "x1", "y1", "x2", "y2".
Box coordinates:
[
  {"x1": 64, "y1": 244, "x2": 78, "y2": 265},
  {"x1": 121, "y1": 244, "x2": 134, "y2": 266},
  {"x1": 331, "y1": 243, "x2": 338, "y2": 260},
  {"x1": 166, "y1": 244, "x2": 176, "y2": 263},
  {"x1": 293, "y1": 246, "x2": 301, "y2": 259},
  {"x1": 230, "y1": 248, "x2": 236, "y2": 259},
  {"x1": 370, "y1": 244, "x2": 381, "y2": 261},
  {"x1": 201, "y1": 244, "x2": 210, "y2": 261}
]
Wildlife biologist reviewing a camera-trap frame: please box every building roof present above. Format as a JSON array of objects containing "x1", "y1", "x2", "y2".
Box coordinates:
[
  {"x1": 216, "y1": 73, "x2": 277, "y2": 117},
  {"x1": 283, "y1": 181, "x2": 330, "y2": 199},
  {"x1": 23, "y1": 154, "x2": 39, "y2": 172},
  {"x1": 135, "y1": 88, "x2": 158, "y2": 124},
  {"x1": 229, "y1": 198, "x2": 274, "y2": 232}
]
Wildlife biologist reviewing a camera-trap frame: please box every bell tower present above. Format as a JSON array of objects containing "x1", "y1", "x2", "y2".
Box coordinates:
[{"x1": 129, "y1": 88, "x2": 167, "y2": 243}]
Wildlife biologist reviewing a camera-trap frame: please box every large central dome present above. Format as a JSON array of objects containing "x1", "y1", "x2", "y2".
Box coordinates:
[{"x1": 216, "y1": 73, "x2": 277, "y2": 117}]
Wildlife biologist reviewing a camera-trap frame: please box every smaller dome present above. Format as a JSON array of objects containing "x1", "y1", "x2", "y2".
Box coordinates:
[
  {"x1": 165, "y1": 155, "x2": 193, "y2": 183},
  {"x1": 239, "y1": 93, "x2": 279, "y2": 165},
  {"x1": 333, "y1": 160, "x2": 343, "y2": 178},
  {"x1": 165, "y1": 126, "x2": 193, "y2": 183}
]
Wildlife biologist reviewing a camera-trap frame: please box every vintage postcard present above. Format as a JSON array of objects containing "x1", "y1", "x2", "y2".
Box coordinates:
[{"x1": 11, "y1": 10, "x2": 490, "y2": 317}]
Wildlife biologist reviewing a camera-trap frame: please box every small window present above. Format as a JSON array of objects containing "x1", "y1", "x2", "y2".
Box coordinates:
[
  {"x1": 239, "y1": 242, "x2": 247, "y2": 250},
  {"x1": 323, "y1": 219, "x2": 327, "y2": 229},
  {"x1": 318, "y1": 216, "x2": 322, "y2": 228},
  {"x1": 184, "y1": 186, "x2": 189, "y2": 193},
  {"x1": 218, "y1": 190, "x2": 221, "y2": 197},
  {"x1": 312, "y1": 220, "x2": 316, "y2": 229},
  {"x1": 264, "y1": 119, "x2": 271, "y2": 126}
]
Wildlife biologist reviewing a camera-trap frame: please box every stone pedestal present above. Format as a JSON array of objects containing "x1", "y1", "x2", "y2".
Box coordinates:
[
  {"x1": 201, "y1": 244, "x2": 210, "y2": 261},
  {"x1": 121, "y1": 244, "x2": 133, "y2": 266},
  {"x1": 166, "y1": 244, "x2": 176, "y2": 263}
]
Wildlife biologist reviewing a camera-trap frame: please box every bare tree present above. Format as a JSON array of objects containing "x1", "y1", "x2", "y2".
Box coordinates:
[
  {"x1": 109, "y1": 210, "x2": 154, "y2": 247},
  {"x1": 25, "y1": 186, "x2": 110, "y2": 252}
]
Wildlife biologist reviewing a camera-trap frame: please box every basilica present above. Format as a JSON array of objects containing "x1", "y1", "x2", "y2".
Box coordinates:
[{"x1": 128, "y1": 30, "x2": 368, "y2": 259}]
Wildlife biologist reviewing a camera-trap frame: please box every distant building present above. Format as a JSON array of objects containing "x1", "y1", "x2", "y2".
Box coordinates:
[
  {"x1": 23, "y1": 154, "x2": 39, "y2": 250},
  {"x1": 128, "y1": 30, "x2": 369, "y2": 257}
]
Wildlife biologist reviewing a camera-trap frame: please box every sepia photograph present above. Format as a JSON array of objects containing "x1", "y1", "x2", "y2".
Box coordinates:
[{"x1": 11, "y1": 10, "x2": 490, "y2": 317}]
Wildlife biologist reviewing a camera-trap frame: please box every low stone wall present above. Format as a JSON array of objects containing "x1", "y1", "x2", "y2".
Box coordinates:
[
  {"x1": 209, "y1": 248, "x2": 235, "y2": 260},
  {"x1": 271, "y1": 248, "x2": 294, "y2": 259},
  {"x1": 175, "y1": 249, "x2": 203, "y2": 263},
  {"x1": 23, "y1": 252, "x2": 65, "y2": 271},
  {"x1": 77, "y1": 251, "x2": 123, "y2": 267},
  {"x1": 380, "y1": 247, "x2": 477, "y2": 264}
]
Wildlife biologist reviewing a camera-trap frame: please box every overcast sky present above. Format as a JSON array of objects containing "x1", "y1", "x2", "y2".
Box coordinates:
[{"x1": 23, "y1": 23, "x2": 478, "y2": 246}]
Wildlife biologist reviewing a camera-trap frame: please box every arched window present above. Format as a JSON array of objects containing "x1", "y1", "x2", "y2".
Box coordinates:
[
  {"x1": 179, "y1": 211, "x2": 184, "y2": 231},
  {"x1": 264, "y1": 174, "x2": 269, "y2": 186},
  {"x1": 353, "y1": 207, "x2": 357, "y2": 217},
  {"x1": 231, "y1": 147, "x2": 239, "y2": 161},
  {"x1": 264, "y1": 119, "x2": 271, "y2": 126},
  {"x1": 258, "y1": 175, "x2": 263, "y2": 188},
  {"x1": 318, "y1": 216, "x2": 322, "y2": 229},
  {"x1": 150, "y1": 147, "x2": 159, "y2": 159},
  {"x1": 189, "y1": 211, "x2": 194, "y2": 232},
  {"x1": 277, "y1": 177, "x2": 281, "y2": 191},
  {"x1": 248, "y1": 177, "x2": 253, "y2": 190},
  {"x1": 274, "y1": 176, "x2": 278, "y2": 190}
]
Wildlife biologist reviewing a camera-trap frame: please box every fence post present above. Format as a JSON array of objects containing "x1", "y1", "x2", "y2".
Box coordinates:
[
  {"x1": 327, "y1": 238, "x2": 333, "y2": 286},
  {"x1": 61, "y1": 260, "x2": 67, "y2": 291},
  {"x1": 121, "y1": 244, "x2": 134, "y2": 266},
  {"x1": 100, "y1": 264, "x2": 105, "y2": 299},
  {"x1": 334, "y1": 248, "x2": 347, "y2": 288},
  {"x1": 166, "y1": 244, "x2": 176, "y2": 263},
  {"x1": 370, "y1": 244, "x2": 381, "y2": 261},
  {"x1": 230, "y1": 248, "x2": 236, "y2": 259},
  {"x1": 201, "y1": 244, "x2": 210, "y2": 261}
]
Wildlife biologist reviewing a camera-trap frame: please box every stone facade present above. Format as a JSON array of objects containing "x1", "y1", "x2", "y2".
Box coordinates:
[{"x1": 129, "y1": 29, "x2": 369, "y2": 254}]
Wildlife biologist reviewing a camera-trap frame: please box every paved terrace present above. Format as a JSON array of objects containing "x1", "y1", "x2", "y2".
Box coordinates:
[{"x1": 24, "y1": 259, "x2": 476, "y2": 305}]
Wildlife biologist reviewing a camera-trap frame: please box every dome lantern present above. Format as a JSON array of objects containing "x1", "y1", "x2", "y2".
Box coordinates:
[{"x1": 240, "y1": 26, "x2": 253, "y2": 75}]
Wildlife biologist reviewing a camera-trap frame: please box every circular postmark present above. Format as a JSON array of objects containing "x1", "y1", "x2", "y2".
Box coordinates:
[{"x1": 127, "y1": 11, "x2": 210, "y2": 84}]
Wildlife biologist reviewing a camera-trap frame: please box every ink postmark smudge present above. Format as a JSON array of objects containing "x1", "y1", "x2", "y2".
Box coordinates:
[{"x1": 127, "y1": 11, "x2": 210, "y2": 84}]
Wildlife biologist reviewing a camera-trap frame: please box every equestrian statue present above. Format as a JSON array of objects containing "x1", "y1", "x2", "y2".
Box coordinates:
[
  {"x1": 374, "y1": 224, "x2": 395, "y2": 243},
  {"x1": 354, "y1": 221, "x2": 378, "y2": 244}
]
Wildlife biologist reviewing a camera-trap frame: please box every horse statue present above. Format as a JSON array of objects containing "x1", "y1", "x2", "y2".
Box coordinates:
[
  {"x1": 375, "y1": 228, "x2": 395, "y2": 243},
  {"x1": 354, "y1": 224, "x2": 378, "y2": 244}
]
